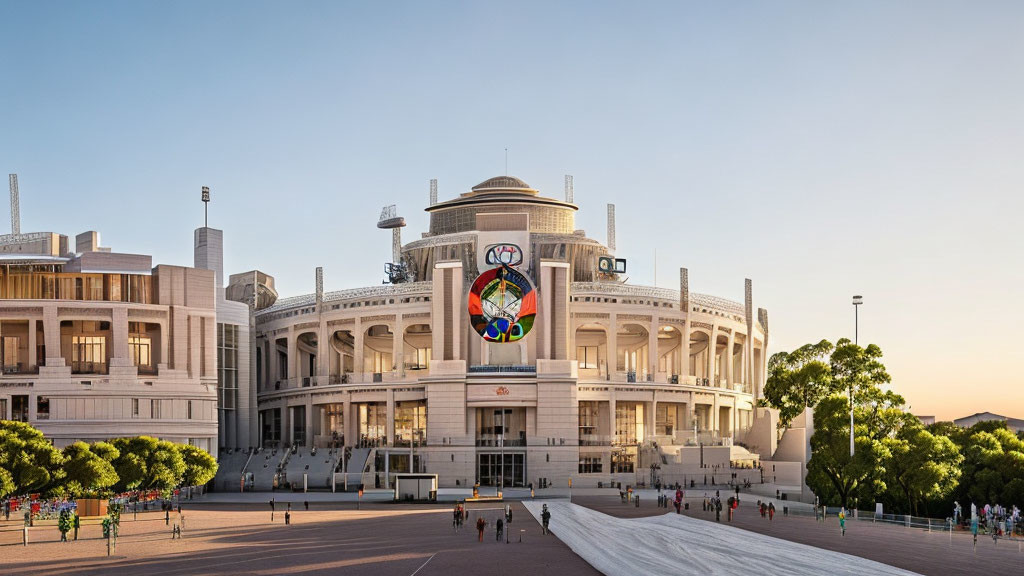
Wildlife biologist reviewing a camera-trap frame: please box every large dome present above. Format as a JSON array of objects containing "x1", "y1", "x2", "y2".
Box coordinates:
[{"x1": 471, "y1": 176, "x2": 534, "y2": 193}]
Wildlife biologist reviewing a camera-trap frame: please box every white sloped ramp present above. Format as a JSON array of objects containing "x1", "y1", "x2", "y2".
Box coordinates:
[{"x1": 522, "y1": 501, "x2": 920, "y2": 576}]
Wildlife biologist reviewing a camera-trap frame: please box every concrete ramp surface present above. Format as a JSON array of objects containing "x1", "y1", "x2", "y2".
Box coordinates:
[{"x1": 522, "y1": 501, "x2": 921, "y2": 576}]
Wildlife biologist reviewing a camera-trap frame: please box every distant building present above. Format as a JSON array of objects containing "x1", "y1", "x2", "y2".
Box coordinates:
[
  {"x1": 236, "y1": 175, "x2": 780, "y2": 491},
  {"x1": 0, "y1": 228, "x2": 219, "y2": 453},
  {"x1": 954, "y1": 412, "x2": 1024, "y2": 434},
  {"x1": 916, "y1": 415, "x2": 935, "y2": 426}
]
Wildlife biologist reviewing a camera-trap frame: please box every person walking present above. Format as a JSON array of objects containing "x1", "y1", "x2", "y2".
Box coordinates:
[
  {"x1": 768, "y1": 502, "x2": 775, "y2": 522},
  {"x1": 839, "y1": 508, "x2": 846, "y2": 537},
  {"x1": 953, "y1": 501, "x2": 961, "y2": 526},
  {"x1": 304, "y1": 501, "x2": 309, "y2": 512},
  {"x1": 285, "y1": 510, "x2": 291, "y2": 526},
  {"x1": 496, "y1": 517, "x2": 504, "y2": 541},
  {"x1": 505, "y1": 504, "x2": 512, "y2": 526},
  {"x1": 270, "y1": 499, "x2": 276, "y2": 522},
  {"x1": 476, "y1": 516, "x2": 487, "y2": 542},
  {"x1": 541, "y1": 504, "x2": 551, "y2": 535},
  {"x1": 971, "y1": 514, "x2": 979, "y2": 550}
]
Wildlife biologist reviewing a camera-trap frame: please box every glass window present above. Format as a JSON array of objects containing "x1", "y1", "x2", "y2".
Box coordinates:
[
  {"x1": 656, "y1": 404, "x2": 676, "y2": 436},
  {"x1": 132, "y1": 398, "x2": 139, "y2": 418},
  {"x1": 394, "y1": 401, "x2": 426, "y2": 447},
  {"x1": 2, "y1": 336, "x2": 20, "y2": 373},
  {"x1": 71, "y1": 335, "x2": 107, "y2": 374},
  {"x1": 579, "y1": 456, "x2": 603, "y2": 474},
  {"x1": 151, "y1": 399, "x2": 161, "y2": 419},
  {"x1": 36, "y1": 396, "x2": 49, "y2": 420},
  {"x1": 576, "y1": 346, "x2": 598, "y2": 369},
  {"x1": 11, "y1": 395, "x2": 29, "y2": 422},
  {"x1": 187, "y1": 400, "x2": 193, "y2": 420}
]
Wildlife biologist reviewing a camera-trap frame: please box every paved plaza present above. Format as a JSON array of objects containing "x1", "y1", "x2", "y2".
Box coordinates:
[
  {"x1": 2, "y1": 491, "x2": 1022, "y2": 575},
  {"x1": 0, "y1": 501, "x2": 598, "y2": 576}
]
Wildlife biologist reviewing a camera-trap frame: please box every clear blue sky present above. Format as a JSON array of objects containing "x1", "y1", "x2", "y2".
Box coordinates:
[{"x1": 2, "y1": 1, "x2": 1022, "y2": 420}]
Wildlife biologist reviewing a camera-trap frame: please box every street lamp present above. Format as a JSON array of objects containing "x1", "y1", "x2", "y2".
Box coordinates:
[{"x1": 850, "y1": 295, "x2": 863, "y2": 458}]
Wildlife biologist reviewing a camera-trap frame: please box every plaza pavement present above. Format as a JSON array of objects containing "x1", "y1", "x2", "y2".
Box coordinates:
[{"x1": 0, "y1": 501, "x2": 599, "y2": 576}]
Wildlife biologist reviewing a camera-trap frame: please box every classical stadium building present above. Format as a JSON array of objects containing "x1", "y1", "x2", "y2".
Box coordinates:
[{"x1": 233, "y1": 176, "x2": 798, "y2": 493}]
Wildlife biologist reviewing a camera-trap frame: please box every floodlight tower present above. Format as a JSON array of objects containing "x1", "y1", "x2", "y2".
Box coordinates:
[
  {"x1": 377, "y1": 204, "x2": 406, "y2": 264},
  {"x1": 9, "y1": 174, "x2": 20, "y2": 235}
]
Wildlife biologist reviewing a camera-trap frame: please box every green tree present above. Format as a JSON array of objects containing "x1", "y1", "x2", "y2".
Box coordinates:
[
  {"x1": 178, "y1": 444, "x2": 218, "y2": 487},
  {"x1": 883, "y1": 425, "x2": 962, "y2": 515},
  {"x1": 763, "y1": 339, "x2": 836, "y2": 428},
  {"x1": 110, "y1": 436, "x2": 185, "y2": 491},
  {"x1": 830, "y1": 338, "x2": 891, "y2": 405},
  {"x1": 0, "y1": 421, "x2": 65, "y2": 497},
  {"x1": 61, "y1": 441, "x2": 120, "y2": 497},
  {"x1": 806, "y1": 395, "x2": 891, "y2": 508}
]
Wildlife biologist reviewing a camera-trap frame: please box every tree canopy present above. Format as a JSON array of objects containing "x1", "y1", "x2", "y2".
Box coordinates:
[
  {"x1": 0, "y1": 423, "x2": 217, "y2": 498},
  {"x1": 763, "y1": 339, "x2": 836, "y2": 428},
  {"x1": 0, "y1": 421, "x2": 65, "y2": 498},
  {"x1": 61, "y1": 441, "x2": 120, "y2": 497}
]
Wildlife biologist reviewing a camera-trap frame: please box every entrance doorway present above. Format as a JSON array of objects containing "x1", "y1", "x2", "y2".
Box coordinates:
[{"x1": 477, "y1": 453, "x2": 526, "y2": 487}]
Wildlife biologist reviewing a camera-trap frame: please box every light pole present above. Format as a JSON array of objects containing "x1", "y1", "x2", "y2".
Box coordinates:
[{"x1": 850, "y1": 295, "x2": 863, "y2": 457}]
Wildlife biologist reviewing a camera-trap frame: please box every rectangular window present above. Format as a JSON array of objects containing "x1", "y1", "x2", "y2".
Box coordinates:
[
  {"x1": 36, "y1": 396, "x2": 49, "y2": 420},
  {"x1": 151, "y1": 398, "x2": 161, "y2": 419},
  {"x1": 129, "y1": 336, "x2": 152, "y2": 370},
  {"x1": 656, "y1": 404, "x2": 676, "y2": 436},
  {"x1": 0, "y1": 398, "x2": 6, "y2": 420},
  {"x1": 2, "y1": 336, "x2": 20, "y2": 374},
  {"x1": 611, "y1": 451, "x2": 635, "y2": 474},
  {"x1": 578, "y1": 401, "x2": 599, "y2": 439},
  {"x1": 578, "y1": 456, "x2": 603, "y2": 474},
  {"x1": 132, "y1": 398, "x2": 139, "y2": 418},
  {"x1": 11, "y1": 395, "x2": 29, "y2": 422},
  {"x1": 576, "y1": 346, "x2": 598, "y2": 370},
  {"x1": 71, "y1": 335, "x2": 107, "y2": 374},
  {"x1": 187, "y1": 400, "x2": 193, "y2": 420},
  {"x1": 217, "y1": 324, "x2": 239, "y2": 412}
]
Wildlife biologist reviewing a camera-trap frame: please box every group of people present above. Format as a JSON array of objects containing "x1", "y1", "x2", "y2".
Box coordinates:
[
  {"x1": 960, "y1": 501, "x2": 1021, "y2": 546},
  {"x1": 756, "y1": 500, "x2": 776, "y2": 521},
  {"x1": 454, "y1": 502, "x2": 550, "y2": 541},
  {"x1": 268, "y1": 498, "x2": 310, "y2": 525}
]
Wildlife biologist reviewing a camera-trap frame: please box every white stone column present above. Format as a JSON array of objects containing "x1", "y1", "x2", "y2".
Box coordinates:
[
  {"x1": 43, "y1": 305, "x2": 63, "y2": 367},
  {"x1": 725, "y1": 330, "x2": 735, "y2": 387},
  {"x1": 27, "y1": 320, "x2": 36, "y2": 371},
  {"x1": 393, "y1": 317, "x2": 404, "y2": 377},
  {"x1": 707, "y1": 326, "x2": 717, "y2": 383},
  {"x1": 304, "y1": 396, "x2": 313, "y2": 448},
  {"x1": 353, "y1": 319, "x2": 364, "y2": 378},
  {"x1": 111, "y1": 307, "x2": 130, "y2": 367},
  {"x1": 648, "y1": 315, "x2": 659, "y2": 380},
  {"x1": 287, "y1": 326, "x2": 297, "y2": 382},
  {"x1": 386, "y1": 388, "x2": 396, "y2": 446},
  {"x1": 607, "y1": 314, "x2": 617, "y2": 376}
]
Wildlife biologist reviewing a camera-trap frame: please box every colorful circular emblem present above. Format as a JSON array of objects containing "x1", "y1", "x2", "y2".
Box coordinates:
[{"x1": 468, "y1": 265, "x2": 537, "y2": 342}]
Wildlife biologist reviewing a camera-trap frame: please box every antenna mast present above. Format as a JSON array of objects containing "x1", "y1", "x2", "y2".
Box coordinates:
[
  {"x1": 607, "y1": 203, "x2": 616, "y2": 252},
  {"x1": 9, "y1": 174, "x2": 20, "y2": 235},
  {"x1": 201, "y1": 186, "x2": 210, "y2": 227},
  {"x1": 564, "y1": 175, "x2": 573, "y2": 203},
  {"x1": 429, "y1": 179, "x2": 438, "y2": 206}
]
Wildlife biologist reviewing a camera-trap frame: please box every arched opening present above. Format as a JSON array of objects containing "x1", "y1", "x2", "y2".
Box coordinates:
[
  {"x1": 273, "y1": 336, "x2": 288, "y2": 387},
  {"x1": 616, "y1": 323, "x2": 649, "y2": 381},
  {"x1": 656, "y1": 325, "x2": 682, "y2": 381},
  {"x1": 296, "y1": 332, "x2": 317, "y2": 386},
  {"x1": 574, "y1": 323, "x2": 608, "y2": 379},
  {"x1": 402, "y1": 324, "x2": 432, "y2": 373},
  {"x1": 329, "y1": 329, "x2": 354, "y2": 384},
  {"x1": 363, "y1": 324, "x2": 394, "y2": 378},
  {"x1": 688, "y1": 331, "x2": 711, "y2": 383},
  {"x1": 714, "y1": 334, "x2": 729, "y2": 385}
]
